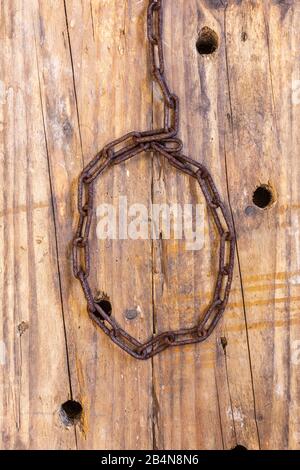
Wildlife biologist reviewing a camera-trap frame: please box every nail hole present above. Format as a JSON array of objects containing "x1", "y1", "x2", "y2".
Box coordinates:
[
  {"x1": 241, "y1": 31, "x2": 248, "y2": 42},
  {"x1": 245, "y1": 206, "x2": 256, "y2": 216},
  {"x1": 231, "y1": 445, "x2": 248, "y2": 451},
  {"x1": 17, "y1": 321, "x2": 29, "y2": 336},
  {"x1": 221, "y1": 336, "x2": 228, "y2": 351},
  {"x1": 196, "y1": 27, "x2": 219, "y2": 55},
  {"x1": 252, "y1": 185, "x2": 274, "y2": 209},
  {"x1": 60, "y1": 400, "x2": 83, "y2": 426}
]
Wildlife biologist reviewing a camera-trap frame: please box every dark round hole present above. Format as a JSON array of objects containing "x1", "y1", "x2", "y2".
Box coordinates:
[
  {"x1": 231, "y1": 444, "x2": 248, "y2": 451},
  {"x1": 95, "y1": 299, "x2": 112, "y2": 316},
  {"x1": 196, "y1": 27, "x2": 219, "y2": 55},
  {"x1": 98, "y1": 299, "x2": 112, "y2": 315},
  {"x1": 252, "y1": 185, "x2": 274, "y2": 209},
  {"x1": 60, "y1": 400, "x2": 82, "y2": 426}
]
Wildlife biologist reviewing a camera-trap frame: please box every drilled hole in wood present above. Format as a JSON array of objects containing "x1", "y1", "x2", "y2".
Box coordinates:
[
  {"x1": 60, "y1": 400, "x2": 82, "y2": 426},
  {"x1": 196, "y1": 27, "x2": 219, "y2": 55},
  {"x1": 231, "y1": 444, "x2": 248, "y2": 451},
  {"x1": 253, "y1": 185, "x2": 274, "y2": 209}
]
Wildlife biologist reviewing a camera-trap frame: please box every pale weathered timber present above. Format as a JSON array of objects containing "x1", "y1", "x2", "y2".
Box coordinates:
[
  {"x1": 152, "y1": 0, "x2": 258, "y2": 450},
  {"x1": 224, "y1": 0, "x2": 300, "y2": 450},
  {"x1": 1, "y1": 0, "x2": 300, "y2": 451},
  {"x1": 0, "y1": 0, "x2": 75, "y2": 450}
]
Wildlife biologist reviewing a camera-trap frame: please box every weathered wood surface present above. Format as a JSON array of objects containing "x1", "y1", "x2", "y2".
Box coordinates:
[{"x1": 0, "y1": 0, "x2": 299, "y2": 450}]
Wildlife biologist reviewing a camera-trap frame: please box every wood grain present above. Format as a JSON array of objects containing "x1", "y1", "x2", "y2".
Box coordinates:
[
  {"x1": 224, "y1": 0, "x2": 300, "y2": 449},
  {"x1": 0, "y1": 0, "x2": 75, "y2": 450},
  {"x1": 1, "y1": 0, "x2": 300, "y2": 450},
  {"x1": 152, "y1": 0, "x2": 258, "y2": 450}
]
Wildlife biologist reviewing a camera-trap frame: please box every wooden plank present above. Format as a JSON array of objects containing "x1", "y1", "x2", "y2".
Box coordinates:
[
  {"x1": 152, "y1": 0, "x2": 260, "y2": 450},
  {"x1": 0, "y1": 0, "x2": 75, "y2": 449},
  {"x1": 223, "y1": 0, "x2": 300, "y2": 450},
  {"x1": 39, "y1": 0, "x2": 153, "y2": 449},
  {"x1": 1, "y1": 0, "x2": 300, "y2": 451}
]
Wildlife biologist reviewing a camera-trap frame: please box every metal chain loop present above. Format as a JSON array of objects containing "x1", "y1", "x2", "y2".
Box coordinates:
[{"x1": 73, "y1": 0, "x2": 235, "y2": 360}]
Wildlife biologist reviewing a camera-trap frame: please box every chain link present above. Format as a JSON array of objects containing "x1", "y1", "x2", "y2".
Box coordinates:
[{"x1": 73, "y1": 0, "x2": 235, "y2": 360}]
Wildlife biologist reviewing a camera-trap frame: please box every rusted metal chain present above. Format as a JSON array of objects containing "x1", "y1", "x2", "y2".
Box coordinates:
[{"x1": 73, "y1": 0, "x2": 235, "y2": 360}]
